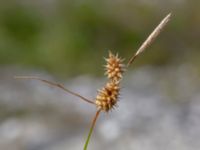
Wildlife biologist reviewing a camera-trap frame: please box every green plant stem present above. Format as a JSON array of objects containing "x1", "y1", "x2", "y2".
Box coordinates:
[{"x1": 84, "y1": 109, "x2": 101, "y2": 150}]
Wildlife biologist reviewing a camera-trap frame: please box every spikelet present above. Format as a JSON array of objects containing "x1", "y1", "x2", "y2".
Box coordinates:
[
  {"x1": 104, "y1": 51, "x2": 125, "y2": 81},
  {"x1": 95, "y1": 51, "x2": 125, "y2": 112},
  {"x1": 95, "y1": 80, "x2": 120, "y2": 112}
]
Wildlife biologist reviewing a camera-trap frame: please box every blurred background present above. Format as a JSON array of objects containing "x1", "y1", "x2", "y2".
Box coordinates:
[{"x1": 0, "y1": 0, "x2": 200, "y2": 150}]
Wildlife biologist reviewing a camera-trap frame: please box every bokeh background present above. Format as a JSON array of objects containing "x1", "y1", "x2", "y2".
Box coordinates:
[{"x1": 0, "y1": 0, "x2": 200, "y2": 150}]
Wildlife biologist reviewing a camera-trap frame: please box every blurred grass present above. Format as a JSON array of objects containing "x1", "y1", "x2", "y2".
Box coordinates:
[{"x1": 0, "y1": 0, "x2": 200, "y2": 78}]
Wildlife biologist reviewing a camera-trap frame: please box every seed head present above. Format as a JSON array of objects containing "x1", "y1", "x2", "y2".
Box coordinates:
[
  {"x1": 95, "y1": 80, "x2": 120, "y2": 112},
  {"x1": 105, "y1": 51, "x2": 125, "y2": 81}
]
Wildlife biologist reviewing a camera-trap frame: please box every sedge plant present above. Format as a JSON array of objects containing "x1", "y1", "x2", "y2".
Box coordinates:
[{"x1": 15, "y1": 13, "x2": 171, "y2": 150}]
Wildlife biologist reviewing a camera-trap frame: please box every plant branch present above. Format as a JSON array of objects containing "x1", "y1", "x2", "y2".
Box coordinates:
[
  {"x1": 127, "y1": 13, "x2": 171, "y2": 67},
  {"x1": 14, "y1": 76, "x2": 95, "y2": 105}
]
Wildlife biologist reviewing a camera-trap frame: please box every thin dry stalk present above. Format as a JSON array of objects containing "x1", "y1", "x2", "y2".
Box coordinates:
[
  {"x1": 84, "y1": 109, "x2": 101, "y2": 150},
  {"x1": 14, "y1": 76, "x2": 95, "y2": 105},
  {"x1": 127, "y1": 13, "x2": 171, "y2": 66}
]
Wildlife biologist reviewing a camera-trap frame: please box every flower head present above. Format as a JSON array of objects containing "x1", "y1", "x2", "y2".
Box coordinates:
[
  {"x1": 95, "y1": 80, "x2": 120, "y2": 112},
  {"x1": 105, "y1": 51, "x2": 125, "y2": 81}
]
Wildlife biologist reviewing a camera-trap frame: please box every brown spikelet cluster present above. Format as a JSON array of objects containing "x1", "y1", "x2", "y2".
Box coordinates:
[
  {"x1": 105, "y1": 51, "x2": 125, "y2": 81},
  {"x1": 95, "y1": 51, "x2": 125, "y2": 112},
  {"x1": 95, "y1": 81, "x2": 120, "y2": 111}
]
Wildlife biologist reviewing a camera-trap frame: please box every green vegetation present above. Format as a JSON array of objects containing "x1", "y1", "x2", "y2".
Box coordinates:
[{"x1": 0, "y1": 1, "x2": 200, "y2": 78}]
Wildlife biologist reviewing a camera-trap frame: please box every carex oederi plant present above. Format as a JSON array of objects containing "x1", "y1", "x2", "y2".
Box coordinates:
[{"x1": 15, "y1": 13, "x2": 171, "y2": 150}]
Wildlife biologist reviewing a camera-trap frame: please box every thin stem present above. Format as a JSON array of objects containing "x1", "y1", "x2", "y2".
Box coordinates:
[
  {"x1": 84, "y1": 109, "x2": 101, "y2": 150},
  {"x1": 127, "y1": 13, "x2": 171, "y2": 67},
  {"x1": 14, "y1": 76, "x2": 95, "y2": 105}
]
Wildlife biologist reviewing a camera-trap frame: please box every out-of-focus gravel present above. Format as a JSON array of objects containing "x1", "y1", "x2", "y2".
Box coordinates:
[{"x1": 0, "y1": 65, "x2": 200, "y2": 150}]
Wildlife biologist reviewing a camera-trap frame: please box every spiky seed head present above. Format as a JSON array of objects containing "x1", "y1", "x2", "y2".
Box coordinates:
[
  {"x1": 105, "y1": 51, "x2": 125, "y2": 81},
  {"x1": 95, "y1": 80, "x2": 120, "y2": 112}
]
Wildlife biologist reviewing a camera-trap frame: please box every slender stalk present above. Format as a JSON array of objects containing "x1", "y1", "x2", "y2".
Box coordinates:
[
  {"x1": 127, "y1": 13, "x2": 171, "y2": 67},
  {"x1": 84, "y1": 109, "x2": 101, "y2": 150},
  {"x1": 14, "y1": 76, "x2": 95, "y2": 105}
]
